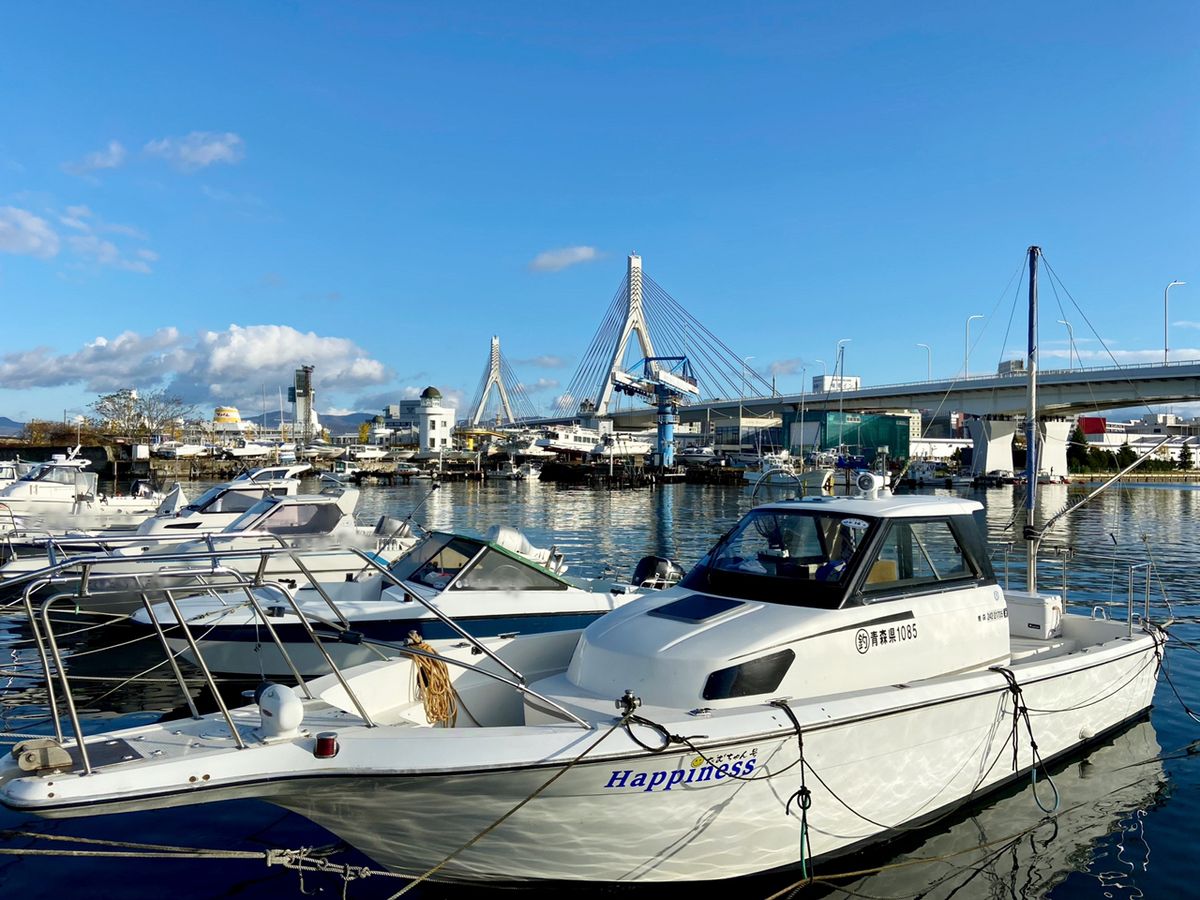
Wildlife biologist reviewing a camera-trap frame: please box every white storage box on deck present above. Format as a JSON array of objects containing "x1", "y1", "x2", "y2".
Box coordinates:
[{"x1": 1004, "y1": 591, "x2": 1063, "y2": 639}]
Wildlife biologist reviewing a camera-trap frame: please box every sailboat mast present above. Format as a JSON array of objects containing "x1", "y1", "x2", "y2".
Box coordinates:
[{"x1": 1025, "y1": 245, "x2": 1041, "y2": 593}]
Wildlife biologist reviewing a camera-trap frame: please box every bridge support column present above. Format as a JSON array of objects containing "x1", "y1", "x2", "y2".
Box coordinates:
[
  {"x1": 966, "y1": 416, "x2": 1016, "y2": 476},
  {"x1": 1038, "y1": 418, "x2": 1072, "y2": 480}
]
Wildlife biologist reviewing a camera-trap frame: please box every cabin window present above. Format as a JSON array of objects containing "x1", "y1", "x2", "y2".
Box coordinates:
[
  {"x1": 455, "y1": 549, "x2": 566, "y2": 591},
  {"x1": 860, "y1": 517, "x2": 978, "y2": 598},
  {"x1": 703, "y1": 649, "x2": 795, "y2": 700},
  {"x1": 680, "y1": 507, "x2": 876, "y2": 608},
  {"x1": 207, "y1": 490, "x2": 262, "y2": 513},
  {"x1": 260, "y1": 502, "x2": 343, "y2": 535},
  {"x1": 405, "y1": 536, "x2": 483, "y2": 589}
]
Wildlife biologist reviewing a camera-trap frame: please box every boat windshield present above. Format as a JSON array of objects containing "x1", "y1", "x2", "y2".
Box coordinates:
[
  {"x1": 185, "y1": 486, "x2": 264, "y2": 513},
  {"x1": 387, "y1": 532, "x2": 485, "y2": 589},
  {"x1": 680, "y1": 507, "x2": 878, "y2": 608},
  {"x1": 20, "y1": 465, "x2": 82, "y2": 485}
]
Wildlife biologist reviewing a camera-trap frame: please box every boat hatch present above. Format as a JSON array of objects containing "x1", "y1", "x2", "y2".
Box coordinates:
[{"x1": 649, "y1": 594, "x2": 743, "y2": 623}]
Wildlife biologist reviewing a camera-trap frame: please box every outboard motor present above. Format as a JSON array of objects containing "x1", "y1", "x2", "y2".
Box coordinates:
[{"x1": 630, "y1": 555, "x2": 686, "y2": 590}]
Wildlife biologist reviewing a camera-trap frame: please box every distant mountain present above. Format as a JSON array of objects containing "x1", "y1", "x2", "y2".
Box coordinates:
[{"x1": 0, "y1": 416, "x2": 24, "y2": 436}]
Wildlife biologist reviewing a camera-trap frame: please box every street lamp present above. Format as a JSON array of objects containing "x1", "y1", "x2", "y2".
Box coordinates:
[
  {"x1": 916, "y1": 343, "x2": 931, "y2": 381},
  {"x1": 1057, "y1": 320, "x2": 1075, "y2": 371},
  {"x1": 1165, "y1": 280, "x2": 1186, "y2": 365},
  {"x1": 740, "y1": 356, "x2": 755, "y2": 453},
  {"x1": 964, "y1": 314, "x2": 983, "y2": 376},
  {"x1": 835, "y1": 339, "x2": 851, "y2": 450}
]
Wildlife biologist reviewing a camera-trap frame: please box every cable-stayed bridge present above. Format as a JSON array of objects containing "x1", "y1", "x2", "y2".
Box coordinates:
[{"x1": 467, "y1": 252, "x2": 1200, "y2": 440}]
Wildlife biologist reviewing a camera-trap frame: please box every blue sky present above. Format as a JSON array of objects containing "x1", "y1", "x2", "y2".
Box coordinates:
[{"x1": 1, "y1": 2, "x2": 1196, "y2": 424}]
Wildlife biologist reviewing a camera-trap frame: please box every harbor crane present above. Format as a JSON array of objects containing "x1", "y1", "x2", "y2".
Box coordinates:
[{"x1": 611, "y1": 357, "x2": 700, "y2": 467}]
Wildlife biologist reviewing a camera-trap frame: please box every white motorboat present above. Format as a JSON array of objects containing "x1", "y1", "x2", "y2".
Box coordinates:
[
  {"x1": 220, "y1": 439, "x2": 275, "y2": 459},
  {"x1": 677, "y1": 444, "x2": 720, "y2": 466},
  {"x1": 0, "y1": 485, "x2": 418, "y2": 613},
  {"x1": 347, "y1": 444, "x2": 387, "y2": 461},
  {"x1": 2, "y1": 463, "x2": 311, "y2": 551},
  {"x1": 298, "y1": 440, "x2": 345, "y2": 460},
  {"x1": 743, "y1": 450, "x2": 834, "y2": 493},
  {"x1": 0, "y1": 458, "x2": 32, "y2": 491},
  {"x1": 151, "y1": 441, "x2": 209, "y2": 459},
  {"x1": 130, "y1": 524, "x2": 652, "y2": 677},
  {"x1": 0, "y1": 451, "x2": 169, "y2": 529}
]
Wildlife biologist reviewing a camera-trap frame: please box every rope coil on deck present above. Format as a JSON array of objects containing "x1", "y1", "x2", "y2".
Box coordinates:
[{"x1": 405, "y1": 632, "x2": 457, "y2": 726}]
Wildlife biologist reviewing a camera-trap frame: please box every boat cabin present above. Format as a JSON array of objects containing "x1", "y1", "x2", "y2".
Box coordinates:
[{"x1": 544, "y1": 488, "x2": 1012, "y2": 714}]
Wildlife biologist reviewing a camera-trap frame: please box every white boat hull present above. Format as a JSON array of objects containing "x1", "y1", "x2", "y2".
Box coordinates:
[
  {"x1": 272, "y1": 636, "x2": 1158, "y2": 882},
  {"x1": 0, "y1": 623, "x2": 1158, "y2": 884}
]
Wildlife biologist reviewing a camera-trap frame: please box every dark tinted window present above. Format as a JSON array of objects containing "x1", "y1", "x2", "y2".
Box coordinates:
[{"x1": 703, "y1": 649, "x2": 795, "y2": 700}]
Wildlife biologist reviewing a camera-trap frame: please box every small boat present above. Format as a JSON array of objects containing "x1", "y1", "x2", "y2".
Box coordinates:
[
  {"x1": 298, "y1": 439, "x2": 345, "y2": 460},
  {"x1": 347, "y1": 444, "x2": 387, "y2": 461},
  {"x1": 677, "y1": 444, "x2": 720, "y2": 466},
  {"x1": 743, "y1": 451, "x2": 834, "y2": 493},
  {"x1": 0, "y1": 450, "x2": 169, "y2": 529},
  {"x1": 151, "y1": 441, "x2": 210, "y2": 459},
  {"x1": 0, "y1": 484, "x2": 418, "y2": 613},
  {"x1": 131, "y1": 524, "x2": 653, "y2": 677},
  {"x1": 220, "y1": 439, "x2": 275, "y2": 459}
]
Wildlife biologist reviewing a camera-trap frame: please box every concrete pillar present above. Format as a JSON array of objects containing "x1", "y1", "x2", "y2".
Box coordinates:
[
  {"x1": 966, "y1": 417, "x2": 1016, "y2": 476},
  {"x1": 1038, "y1": 418, "x2": 1072, "y2": 479}
]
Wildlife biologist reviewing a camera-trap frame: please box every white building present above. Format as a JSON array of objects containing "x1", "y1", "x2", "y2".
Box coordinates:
[
  {"x1": 812, "y1": 374, "x2": 862, "y2": 392},
  {"x1": 382, "y1": 387, "x2": 457, "y2": 457}
]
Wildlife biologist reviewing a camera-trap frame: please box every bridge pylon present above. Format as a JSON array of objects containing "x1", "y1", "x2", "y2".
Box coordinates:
[
  {"x1": 596, "y1": 254, "x2": 657, "y2": 416},
  {"x1": 469, "y1": 336, "x2": 518, "y2": 426}
]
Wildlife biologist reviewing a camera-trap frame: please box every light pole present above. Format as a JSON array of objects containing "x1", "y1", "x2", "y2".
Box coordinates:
[
  {"x1": 1057, "y1": 319, "x2": 1075, "y2": 371},
  {"x1": 835, "y1": 339, "x2": 851, "y2": 449},
  {"x1": 964, "y1": 314, "x2": 983, "y2": 376},
  {"x1": 1165, "y1": 280, "x2": 1186, "y2": 365},
  {"x1": 916, "y1": 343, "x2": 931, "y2": 381},
  {"x1": 740, "y1": 355, "x2": 754, "y2": 455}
]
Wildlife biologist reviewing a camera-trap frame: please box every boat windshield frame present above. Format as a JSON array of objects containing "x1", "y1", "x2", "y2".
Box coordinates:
[{"x1": 681, "y1": 507, "x2": 880, "y2": 609}]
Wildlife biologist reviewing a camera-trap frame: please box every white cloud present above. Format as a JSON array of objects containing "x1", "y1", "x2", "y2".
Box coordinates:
[
  {"x1": 145, "y1": 131, "x2": 245, "y2": 171},
  {"x1": 0, "y1": 207, "x2": 59, "y2": 258},
  {"x1": 528, "y1": 245, "x2": 601, "y2": 272},
  {"x1": 68, "y1": 234, "x2": 152, "y2": 274},
  {"x1": 517, "y1": 378, "x2": 560, "y2": 393},
  {"x1": 0, "y1": 325, "x2": 392, "y2": 412},
  {"x1": 514, "y1": 354, "x2": 567, "y2": 368},
  {"x1": 62, "y1": 140, "x2": 126, "y2": 176},
  {"x1": 768, "y1": 358, "x2": 806, "y2": 377}
]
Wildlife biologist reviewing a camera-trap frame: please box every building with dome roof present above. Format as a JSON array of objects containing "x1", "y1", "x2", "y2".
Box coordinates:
[{"x1": 382, "y1": 386, "x2": 456, "y2": 457}]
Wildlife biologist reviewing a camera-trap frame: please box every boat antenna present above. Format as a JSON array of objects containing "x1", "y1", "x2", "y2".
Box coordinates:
[
  {"x1": 352, "y1": 479, "x2": 440, "y2": 579},
  {"x1": 1023, "y1": 245, "x2": 1040, "y2": 594}
]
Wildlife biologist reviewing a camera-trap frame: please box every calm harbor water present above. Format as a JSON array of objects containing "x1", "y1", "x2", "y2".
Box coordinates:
[{"x1": 0, "y1": 477, "x2": 1197, "y2": 899}]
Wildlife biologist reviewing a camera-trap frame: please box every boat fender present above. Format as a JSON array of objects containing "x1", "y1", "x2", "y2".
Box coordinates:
[{"x1": 257, "y1": 682, "x2": 304, "y2": 740}]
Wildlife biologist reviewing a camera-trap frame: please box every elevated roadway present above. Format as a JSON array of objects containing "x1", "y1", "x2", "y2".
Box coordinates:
[{"x1": 601, "y1": 359, "x2": 1200, "y2": 429}]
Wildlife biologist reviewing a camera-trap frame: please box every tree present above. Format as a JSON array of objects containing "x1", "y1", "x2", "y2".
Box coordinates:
[
  {"x1": 358, "y1": 421, "x2": 371, "y2": 444},
  {"x1": 1179, "y1": 441, "x2": 1193, "y2": 471},
  {"x1": 91, "y1": 389, "x2": 195, "y2": 440},
  {"x1": 1066, "y1": 424, "x2": 1089, "y2": 473}
]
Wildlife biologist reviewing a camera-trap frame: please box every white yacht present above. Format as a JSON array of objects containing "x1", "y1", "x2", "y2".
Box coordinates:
[
  {"x1": 0, "y1": 452, "x2": 167, "y2": 528},
  {"x1": 0, "y1": 485, "x2": 418, "y2": 614}
]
